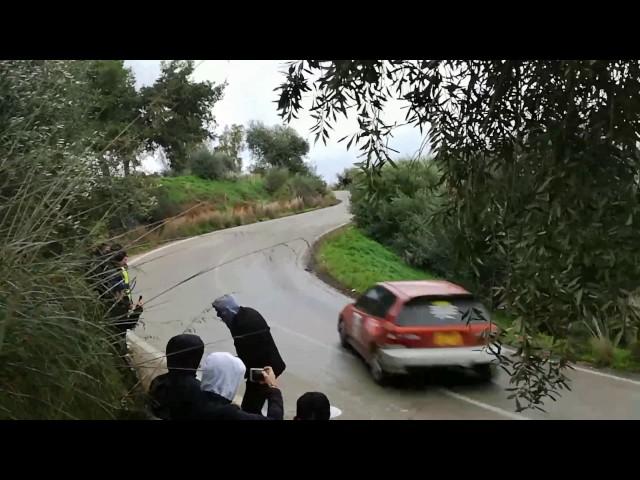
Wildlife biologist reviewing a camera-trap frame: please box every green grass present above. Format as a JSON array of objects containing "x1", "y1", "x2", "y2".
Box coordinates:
[
  {"x1": 578, "y1": 345, "x2": 640, "y2": 372},
  {"x1": 316, "y1": 225, "x2": 435, "y2": 295},
  {"x1": 158, "y1": 175, "x2": 269, "y2": 206}
]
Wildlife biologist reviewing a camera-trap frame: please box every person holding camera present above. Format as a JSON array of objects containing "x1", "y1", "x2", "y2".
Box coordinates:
[
  {"x1": 212, "y1": 294, "x2": 286, "y2": 414},
  {"x1": 200, "y1": 352, "x2": 283, "y2": 420}
]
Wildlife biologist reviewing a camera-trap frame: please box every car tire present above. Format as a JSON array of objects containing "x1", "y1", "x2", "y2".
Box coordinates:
[
  {"x1": 473, "y1": 363, "x2": 495, "y2": 382},
  {"x1": 369, "y1": 350, "x2": 389, "y2": 386},
  {"x1": 338, "y1": 318, "x2": 350, "y2": 350}
]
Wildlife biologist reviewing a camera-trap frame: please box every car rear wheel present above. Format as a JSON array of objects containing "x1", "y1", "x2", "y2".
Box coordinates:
[
  {"x1": 473, "y1": 363, "x2": 495, "y2": 382},
  {"x1": 369, "y1": 350, "x2": 389, "y2": 386},
  {"x1": 338, "y1": 318, "x2": 350, "y2": 350}
]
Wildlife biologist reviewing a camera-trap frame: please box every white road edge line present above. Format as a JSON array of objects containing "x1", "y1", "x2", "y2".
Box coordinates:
[
  {"x1": 439, "y1": 389, "x2": 530, "y2": 420},
  {"x1": 130, "y1": 237, "x2": 194, "y2": 266},
  {"x1": 501, "y1": 346, "x2": 640, "y2": 387}
]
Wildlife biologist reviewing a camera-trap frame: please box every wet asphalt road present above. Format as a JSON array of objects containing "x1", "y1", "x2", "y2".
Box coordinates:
[{"x1": 131, "y1": 192, "x2": 640, "y2": 420}]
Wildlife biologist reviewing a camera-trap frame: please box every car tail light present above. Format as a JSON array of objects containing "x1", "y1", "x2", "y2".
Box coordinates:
[
  {"x1": 398, "y1": 333, "x2": 421, "y2": 341},
  {"x1": 382, "y1": 332, "x2": 407, "y2": 348},
  {"x1": 383, "y1": 332, "x2": 421, "y2": 348}
]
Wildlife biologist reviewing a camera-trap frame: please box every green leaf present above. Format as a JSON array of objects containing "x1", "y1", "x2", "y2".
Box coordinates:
[{"x1": 575, "y1": 289, "x2": 583, "y2": 306}]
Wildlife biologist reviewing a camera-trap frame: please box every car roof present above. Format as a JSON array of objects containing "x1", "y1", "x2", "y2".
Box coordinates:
[{"x1": 379, "y1": 280, "x2": 470, "y2": 299}]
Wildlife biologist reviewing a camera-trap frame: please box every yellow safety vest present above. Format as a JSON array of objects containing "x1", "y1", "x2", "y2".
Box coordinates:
[{"x1": 121, "y1": 267, "x2": 133, "y2": 303}]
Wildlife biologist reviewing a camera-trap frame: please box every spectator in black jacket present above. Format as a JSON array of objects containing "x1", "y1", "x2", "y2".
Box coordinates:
[
  {"x1": 212, "y1": 294, "x2": 286, "y2": 414},
  {"x1": 200, "y1": 352, "x2": 283, "y2": 420},
  {"x1": 148, "y1": 334, "x2": 211, "y2": 420}
]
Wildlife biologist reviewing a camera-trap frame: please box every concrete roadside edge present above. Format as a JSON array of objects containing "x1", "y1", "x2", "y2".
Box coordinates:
[
  {"x1": 301, "y1": 221, "x2": 356, "y2": 300},
  {"x1": 126, "y1": 331, "x2": 167, "y2": 393}
]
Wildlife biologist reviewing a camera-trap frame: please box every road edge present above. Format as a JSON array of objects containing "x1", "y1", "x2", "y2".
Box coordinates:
[
  {"x1": 304, "y1": 222, "x2": 358, "y2": 300},
  {"x1": 126, "y1": 331, "x2": 167, "y2": 393}
]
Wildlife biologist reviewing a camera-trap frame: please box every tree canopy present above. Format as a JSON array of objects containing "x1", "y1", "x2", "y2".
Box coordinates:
[
  {"x1": 216, "y1": 124, "x2": 245, "y2": 173},
  {"x1": 246, "y1": 121, "x2": 310, "y2": 174},
  {"x1": 85, "y1": 60, "x2": 141, "y2": 176},
  {"x1": 140, "y1": 60, "x2": 225, "y2": 172}
]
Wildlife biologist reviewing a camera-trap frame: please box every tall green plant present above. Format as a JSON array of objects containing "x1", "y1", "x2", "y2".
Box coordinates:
[{"x1": 0, "y1": 60, "x2": 143, "y2": 419}]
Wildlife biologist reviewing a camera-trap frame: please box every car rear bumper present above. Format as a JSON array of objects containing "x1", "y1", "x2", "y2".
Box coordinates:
[{"x1": 378, "y1": 346, "x2": 496, "y2": 374}]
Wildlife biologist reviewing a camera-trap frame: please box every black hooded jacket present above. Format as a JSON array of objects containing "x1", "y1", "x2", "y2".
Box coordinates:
[
  {"x1": 148, "y1": 334, "x2": 211, "y2": 420},
  {"x1": 201, "y1": 389, "x2": 284, "y2": 420},
  {"x1": 230, "y1": 307, "x2": 286, "y2": 377}
]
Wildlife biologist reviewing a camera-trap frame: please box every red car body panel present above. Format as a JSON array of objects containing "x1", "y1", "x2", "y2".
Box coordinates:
[{"x1": 340, "y1": 281, "x2": 496, "y2": 363}]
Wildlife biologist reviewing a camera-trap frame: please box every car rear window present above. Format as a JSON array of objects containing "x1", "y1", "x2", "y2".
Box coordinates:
[{"x1": 395, "y1": 296, "x2": 490, "y2": 327}]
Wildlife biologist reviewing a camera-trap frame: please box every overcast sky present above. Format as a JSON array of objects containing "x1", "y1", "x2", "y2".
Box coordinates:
[{"x1": 125, "y1": 60, "x2": 425, "y2": 182}]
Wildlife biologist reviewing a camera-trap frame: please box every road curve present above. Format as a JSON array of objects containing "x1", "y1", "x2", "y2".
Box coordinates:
[{"x1": 131, "y1": 192, "x2": 640, "y2": 419}]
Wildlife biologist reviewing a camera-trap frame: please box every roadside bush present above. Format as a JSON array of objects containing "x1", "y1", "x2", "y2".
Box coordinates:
[
  {"x1": 0, "y1": 154, "x2": 136, "y2": 419},
  {"x1": 349, "y1": 157, "x2": 507, "y2": 306},
  {"x1": 350, "y1": 159, "x2": 450, "y2": 267},
  {"x1": 91, "y1": 174, "x2": 160, "y2": 233},
  {"x1": 350, "y1": 158, "x2": 439, "y2": 237},
  {"x1": 334, "y1": 167, "x2": 358, "y2": 189},
  {"x1": 264, "y1": 167, "x2": 290, "y2": 194},
  {"x1": 190, "y1": 147, "x2": 235, "y2": 181},
  {"x1": 276, "y1": 172, "x2": 328, "y2": 202},
  {"x1": 590, "y1": 336, "x2": 615, "y2": 367}
]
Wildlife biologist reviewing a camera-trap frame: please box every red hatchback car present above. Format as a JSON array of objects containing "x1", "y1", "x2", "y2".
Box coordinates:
[{"x1": 338, "y1": 280, "x2": 498, "y2": 384}]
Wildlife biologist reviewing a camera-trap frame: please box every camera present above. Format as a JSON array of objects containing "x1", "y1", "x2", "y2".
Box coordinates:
[{"x1": 249, "y1": 368, "x2": 265, "y2": 383}]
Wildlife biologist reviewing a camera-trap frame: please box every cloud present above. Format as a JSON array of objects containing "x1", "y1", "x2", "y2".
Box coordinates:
[{"x1": 125, "y1": 60, "x2": 425, "y2": 182}]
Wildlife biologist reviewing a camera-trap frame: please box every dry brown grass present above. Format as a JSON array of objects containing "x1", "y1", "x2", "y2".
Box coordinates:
[{"x1": 128, "y1": 193, "x2": 337, "y2": 254}]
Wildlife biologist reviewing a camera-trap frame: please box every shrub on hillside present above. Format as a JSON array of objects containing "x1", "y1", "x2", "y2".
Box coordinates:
[
  {"x1": 276, "y1": 172, "x2": 328, "y2": 202},
  {"x1": 91, "y1": 174, "x2": 160, "y2": 233},
  {"x1": 190, "y1": 147, "x2": 235, "y2": 181},
  {"x1": 334, "y1": 167, "x2": 359, "y2": 189},
  {"x1": 350, "y1": 158, "x2": 440, "y2": 240},
  {"x1": 264, "y1": 167, "x2": 290, "y2": 194},
  {"x1": 349, "y1": 158, "x2": 499, "y2": 299}
]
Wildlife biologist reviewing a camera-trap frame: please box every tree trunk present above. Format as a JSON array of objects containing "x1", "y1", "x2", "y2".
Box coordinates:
[{"x1": 123, "y1": 158, "x2": 130, "y2": 176}]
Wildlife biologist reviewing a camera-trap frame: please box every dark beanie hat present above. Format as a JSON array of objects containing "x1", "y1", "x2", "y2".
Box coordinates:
[
  {"x1": 166, "y1": 334, "x2": 204, "y2": 374},
  {"x1": 295, "y1": 392, "x2": 330, "y2": 420}
]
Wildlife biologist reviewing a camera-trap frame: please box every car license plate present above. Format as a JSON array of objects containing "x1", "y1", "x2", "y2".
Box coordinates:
[{"x1": 433, "y1": 332, "x2": 463, "y2": 346}]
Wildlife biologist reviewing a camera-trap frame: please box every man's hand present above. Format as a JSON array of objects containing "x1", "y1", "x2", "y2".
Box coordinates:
[{"x1": 262, "y1": 366, "x2": 278, "y2": 388}]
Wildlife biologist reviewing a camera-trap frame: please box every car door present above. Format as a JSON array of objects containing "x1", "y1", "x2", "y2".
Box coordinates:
[{"x1": 350, "y1": 286, "x2": 397, "y2": 357}]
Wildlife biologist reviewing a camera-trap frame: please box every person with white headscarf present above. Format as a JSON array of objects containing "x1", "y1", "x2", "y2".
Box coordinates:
[{"x1": 200, "y1": 352, "x2": 284, "y2": 420}]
